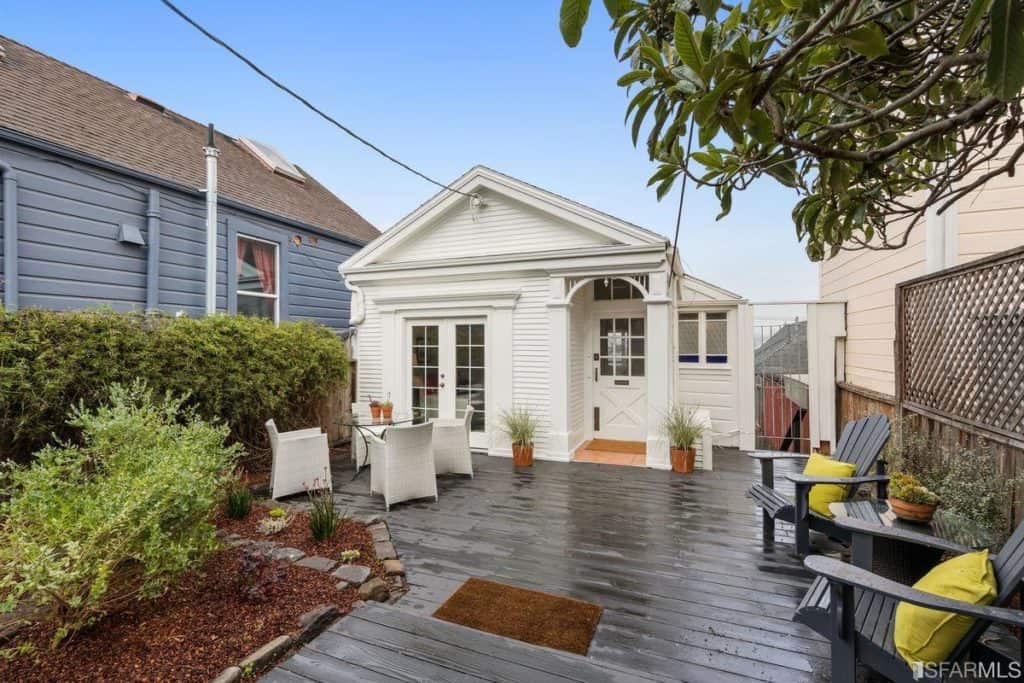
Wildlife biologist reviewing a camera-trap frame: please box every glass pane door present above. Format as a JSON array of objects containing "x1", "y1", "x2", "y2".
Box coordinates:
[
  {"x1": 410, "y1": 324, "x2": 439, "y2": 421},
  {"x1": 455, "y1": 323, "x2": 485, "y2": 431},
  {"x1": 598, "y1": 317, "x2": 645, "y2": 378}
]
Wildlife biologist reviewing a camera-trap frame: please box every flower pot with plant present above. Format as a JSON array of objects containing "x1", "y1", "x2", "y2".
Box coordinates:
[
  {"x1": 381, "y1": 396, "x2": 394, "y2": 421},
  {"x1": 661, "y1": 406, "x2": 705, "y2": 473},
  {"x1": 888, "y1": 472, "x2": 940, "y2": 523},
  {"x1": 369, "y1": 398, "x2": 382, "y2": 420},
  {"x1": 498, "y1": 407, "x2": 538, "y2": 467}
]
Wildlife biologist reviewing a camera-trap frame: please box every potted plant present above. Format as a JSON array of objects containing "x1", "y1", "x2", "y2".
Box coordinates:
[
  {"x1": 381, "y1": 394, "x2": 394, "y2": 421},
  {"x1": 369, "y1": 397, "x2": 382, "y2": 420},
  {"x1": 661, "y1": 405, "x2": 705, "y2": 473},
  {"x1": 498, "y1": 407, "x2": 537, "y2": 467},
  {"x1": 888, "y1": 472, "x2": 940, "y2": 523}
]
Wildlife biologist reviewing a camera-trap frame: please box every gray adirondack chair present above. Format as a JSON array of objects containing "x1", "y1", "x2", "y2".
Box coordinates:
[
  {"x1": 747, "y1": 413, "x2": 891, "y2": 555},
  {"x1": 798, "y1": 518, "x2": 1024, "y2": 682}
]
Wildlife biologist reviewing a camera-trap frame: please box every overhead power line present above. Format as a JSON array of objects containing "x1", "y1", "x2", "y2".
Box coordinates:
[
  {"x1": 669, "y1": 119, "x2": 696, "y2": 283},
  {"x1": 159, "y1": 0, "x2": 474, "y2": 198}
]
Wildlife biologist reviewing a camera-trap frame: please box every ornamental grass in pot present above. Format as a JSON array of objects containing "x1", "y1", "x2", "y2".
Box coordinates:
[
  {"x1": 888, "y1": 472, "x2": 940, "y2": 523},
  {"x1": 662, "y1": 406, "x2": 705, "y2": 474},
  {"x1": 498, "y1": 407, "x2": 538, "y2": 467}
]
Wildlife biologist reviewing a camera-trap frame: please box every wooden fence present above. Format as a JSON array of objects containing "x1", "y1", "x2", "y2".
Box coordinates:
[{"x1": 894, "y1": 245, "x2": 1024, "y2": 518}]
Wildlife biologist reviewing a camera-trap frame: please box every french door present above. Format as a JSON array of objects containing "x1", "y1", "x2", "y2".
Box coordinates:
[
  {"x1": 408, "y1": 319, "x2": 487, "y2": 448},
  {"x1": 593, "y1": 315, "x2": 647, "y2": 441}
]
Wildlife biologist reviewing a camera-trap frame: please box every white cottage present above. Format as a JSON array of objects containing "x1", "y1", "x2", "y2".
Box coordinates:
[{"x1": 341, "y1": 167, "x2": 754, "y2": 469}]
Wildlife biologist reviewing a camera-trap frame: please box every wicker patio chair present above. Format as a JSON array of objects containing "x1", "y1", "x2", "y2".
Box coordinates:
[
  {"x1": 366, "y1": 421, "x2": 437, "y2": 511},
  {"x1": 431, "y1": 405, "x2": 474, "y2": 477}
]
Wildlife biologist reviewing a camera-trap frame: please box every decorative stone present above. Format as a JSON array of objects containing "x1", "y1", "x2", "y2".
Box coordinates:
[
  {"x1": 382, "y1": 559, "x2": 405, "y2": 576},
  {"x1": 295, "y1": 604, "x2": 340, "y2": 644},
  {"x1": 223, "y1": 533, "x2": 246, "y2": 547},
  {"x1": 357, "y1": 577, "x2": 389, "y2": 602},
  {"x1": 270, "y1": 546, "x2": 305, "y2": 562},
  {"x1": 238, "y1": 634, "x2": 293, "y2": 672},
  {"x1": 332, "y1": 564, "x2": 371, "y2": 585},
  {"x1": 374, "y1": 541, "x2": 398, "y2": 560},
  {"x1": 215, "y1": 528, "x2": 229, "y2": 539},
  {"x1": 295, "y1": 555, "x2": 337, "y2": 573},
  {"x1": 359, "y1": 514, "x2": 384, "y2": 526},
  {"x1": 211, "y1": 666, "x2": 242, "y2": 683},
  {"x1": 368, "y1": 522, "x2": 390, "y2": 542},
  {"x1": 335, "y1": 580, "x2": 350, "y2": 591}
]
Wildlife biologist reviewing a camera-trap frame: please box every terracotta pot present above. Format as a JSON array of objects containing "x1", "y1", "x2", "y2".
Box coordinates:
[
  {"x1": 370, "y1": 404, "x2": 382, "y2": 419},
  {"x1": 888, "y1": 497, "x2": 938, "y2": 523},
  {"x1": 512, "y1": 444, "x2": 534, "y2": 467},
  {"x1": 670, "y1": 447, "x2": 696, "y2": 473},
  {"x1": 382, "y1": 405, "x2": 394, "y2": 420}
]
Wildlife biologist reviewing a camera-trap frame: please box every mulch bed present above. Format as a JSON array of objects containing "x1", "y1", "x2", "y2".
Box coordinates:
[
  {"x1": 214, "y1": 505, "x2": 385, "y2": 580},
  {"x1": 0, "y1": 547, "x2": 348, "y2": 682},
  {"x1": 433, "y1": 577, "x2": 603, "y2": 655}
]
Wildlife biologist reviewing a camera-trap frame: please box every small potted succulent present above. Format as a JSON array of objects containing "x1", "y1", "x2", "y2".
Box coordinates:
[
  {"x1": 498, "y1": 406, "x2": 538, "y2": 467},
  {"x1": 888, "y1": 472, "x2": 940, "y2": 523},
  {"x1": 369, "y1": 397, "x2": 382, "y2": 420},
  {"x1": 380, "y1": 394, "x2": 394, "y2": 421},
  {"x1": 661, "y1": 405, "x2": 705, "y2": 473}
]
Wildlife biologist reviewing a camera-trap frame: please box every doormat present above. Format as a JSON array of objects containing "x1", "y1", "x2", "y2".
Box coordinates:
[
  {"x1": 433, "y1": 578, "x2": 602, "y2": 655},
  {"x1": 584, "y1": 438, "x2": 646, "y2": 455}
]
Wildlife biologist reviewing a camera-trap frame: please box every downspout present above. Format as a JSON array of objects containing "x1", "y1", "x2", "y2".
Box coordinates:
[
  {"x1": 1, "y1": 160, "x2": 17, "y2": 311},
  {"x1": 145, "y1": 189, "x2": 161, "y2": 311},
  {"x1": 203, "y1": 124, "x2": 220, "y2": 316}
]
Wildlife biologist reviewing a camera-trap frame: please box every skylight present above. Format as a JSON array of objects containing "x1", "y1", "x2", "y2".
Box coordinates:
[{"x1": 237, "y1": 138, "x2": 305, "y2": 182}]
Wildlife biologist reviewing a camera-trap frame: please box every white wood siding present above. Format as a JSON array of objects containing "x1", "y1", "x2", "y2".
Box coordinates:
[
  {"x1": 355, "y1": 293, "x2": 383, "y2": 404},
  {"x1": 678, "y1": 367, "x2": 738, "y2": 447},
  {"x1": 381, "y1": 191, "x2": 616, "y2": 263},
  {"x1": 512, "y1": 276, "x2": 556, "y2": 454},
  {"x1": 568, "y1": 295, "x2": 587, "y2": 445}
]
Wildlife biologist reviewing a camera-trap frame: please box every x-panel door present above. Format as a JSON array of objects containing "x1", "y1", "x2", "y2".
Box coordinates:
[
  {"x1": 593, "y1": 315, "x2": 647, "y2": 441},
  {"x1": 408, "y1": 320, "x2": 487, "y2": 449}
]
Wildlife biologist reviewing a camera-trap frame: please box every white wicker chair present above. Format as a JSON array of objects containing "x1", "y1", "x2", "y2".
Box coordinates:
[
  {"x1": 365, "y1": 422, "x2": 437, "y2": 511},
  {"x1": 431, "y1": 405, "x2": 474, "y2": 477},
  {"x1": 266, "y1": 419, "x2": 330, "y2": 499}
]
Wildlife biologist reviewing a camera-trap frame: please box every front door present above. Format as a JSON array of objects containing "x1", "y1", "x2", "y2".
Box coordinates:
[
  {"x1": 408, "y1": 320, "x2": 487, "y2": 449},
  {"x1": 593, "y1": 316, "x2": 647, "y2": 441}
]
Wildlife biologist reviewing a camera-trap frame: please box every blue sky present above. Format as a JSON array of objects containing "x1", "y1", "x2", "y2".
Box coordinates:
[{"x1": 5, "y1": 1, "x2": 818, "y2": 301}]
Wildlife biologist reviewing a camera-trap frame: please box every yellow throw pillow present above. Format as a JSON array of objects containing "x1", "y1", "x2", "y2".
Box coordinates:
[
  {"x1": 894, "y1": 550, "x2": 997, "y2": 667},
  {"x1": 802, "y1": 453, "x2": 856, "y2": 517}
]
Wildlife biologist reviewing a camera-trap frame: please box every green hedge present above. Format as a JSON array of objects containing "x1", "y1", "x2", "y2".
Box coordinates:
[{"x1": 0, "y1": 309, "x2": 348, "y2": 463}]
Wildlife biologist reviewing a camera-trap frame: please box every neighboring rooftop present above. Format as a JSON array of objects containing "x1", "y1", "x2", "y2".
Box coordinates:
[{"x1": 0, "y1": 35, "x2": 378, "y2": 243}]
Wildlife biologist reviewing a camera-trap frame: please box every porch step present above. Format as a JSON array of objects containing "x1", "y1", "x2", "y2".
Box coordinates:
[{"x1": 265, "y1": 602, "x2": 661, "y2": 683}]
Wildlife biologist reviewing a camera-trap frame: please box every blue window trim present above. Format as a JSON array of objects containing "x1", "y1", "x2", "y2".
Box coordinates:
[
  {"x1": 679, "y1": 354, "x2": 700, "y2": 363},
  {"x1": 706, "y1": 355, "x2": 729, "y2": 364},
  {"x1": 226, "y1": 217, "x2": 289, "y2": 321}
]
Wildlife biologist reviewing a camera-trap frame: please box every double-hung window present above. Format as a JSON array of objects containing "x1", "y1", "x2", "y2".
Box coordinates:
[
  {"x1": 678, "y1": 311, "x2": 729, "y2": 365},
  {"x1": 236, "y1": 235, "x2": 279, "y2": 322}
]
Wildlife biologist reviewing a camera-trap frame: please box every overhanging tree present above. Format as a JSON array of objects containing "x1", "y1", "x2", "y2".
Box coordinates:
[{"x1": 559, "y1": 0, "x2": 1024, "y2": 259}]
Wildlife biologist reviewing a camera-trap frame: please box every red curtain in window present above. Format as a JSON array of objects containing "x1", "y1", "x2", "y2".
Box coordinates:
[{"x1": 238, "y1": 238, "x2": 276, "y2": 294}]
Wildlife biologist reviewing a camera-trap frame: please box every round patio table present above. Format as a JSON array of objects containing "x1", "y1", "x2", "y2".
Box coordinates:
[{"x1": 338, "y1": 413, "x2": 416, "y2": 480}]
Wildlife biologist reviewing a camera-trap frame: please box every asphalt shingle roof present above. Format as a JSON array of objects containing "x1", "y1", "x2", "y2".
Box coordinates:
[{"x1": 0, "y1": 35, "x2": 378, "y2": 243}]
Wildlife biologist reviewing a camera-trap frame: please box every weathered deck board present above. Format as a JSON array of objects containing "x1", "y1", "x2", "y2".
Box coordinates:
[{"x1": 267, "y1": 448, "x2": 830, "y2": 682}]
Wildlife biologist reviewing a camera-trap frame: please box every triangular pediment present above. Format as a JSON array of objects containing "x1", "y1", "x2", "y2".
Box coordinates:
[
  {"x1": 680, "y1": 274, "x2": 745, "y2": 303},
  {"x1": 342, "y1": 166, "x2": 666, "y2": 271}
]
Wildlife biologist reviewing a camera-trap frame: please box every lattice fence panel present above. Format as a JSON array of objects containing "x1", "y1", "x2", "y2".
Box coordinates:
[{"x1": 897, "y1": 247, "x2": 1024, "y2": 445}]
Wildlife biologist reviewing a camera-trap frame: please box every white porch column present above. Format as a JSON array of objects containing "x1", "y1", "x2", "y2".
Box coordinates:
[
  {"x1": 546, "y1": 276, "x2": 572, "y2": 461},
  {"x1": 736, "y1": 303, "x2": 756, "y2": 451},
  {"x1": 806, "y1": 302, "x2": 846, "y2": 451},
  {"x1": 645, "y1": 270, "x2": 673, "y2": 470},
  {"x1": 489, "y1": 305, "x2": 516, "y2": 456}
]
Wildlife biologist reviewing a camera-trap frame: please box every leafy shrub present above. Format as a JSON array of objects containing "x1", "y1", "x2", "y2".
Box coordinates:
[
  {"x1": 496, "y1": 407, "x2": 538, "y2": 447},
  {"x1": 268, "y1": 507, "x2": 286, "y2": 519},
  {"x1": 889, "y1": 472, "x2": 940, "y2": 506},
  {"x1": 340, "y1": 549, "x2": 361, "y2": 564},
  {"x1": 660, "y1": 405, "x2": 706, "y2": 450},
  {"x1": 306, "y1": 475, "x2": 341, "y2": 541},
  {"x1": 0, "y1": 383, "x2": 239, "y2": 646},
  {"x1": 0, "y1": 310, "x2": 348, "y2": 464},
  {"x1": 224, "y1": 471, "x2": 253, "y2": 519}
]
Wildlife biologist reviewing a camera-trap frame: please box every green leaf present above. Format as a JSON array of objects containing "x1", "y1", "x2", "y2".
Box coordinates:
[
  {"x1": 560, "y1": 0, "x2": 592, "y2": 47},
  {"x1": 674, "y1": 12, "x2": 706, "y2": 73},
  {"x1": 840, "y1": 24, "x2": 889, "y2": 59},
  {"x1": 780, "y1": 0, "x2": 802, "y2": 11},
  {"x1": 986, "y1": 0, "x2": 1024, "y2": 100},
  {"x1": 617, "y1": 70, "x2": 650, "y2": 87},
  {"x1": 603, "y1": 0, "x2": 630, "y2": 19},
  {"x1": 959, "y1": 0, "x2": 993, "y2": 48},
  {"x1": 715, "y1": 185, "x2": 733, "y2": 220},
  {"x1": 695, "y1": 0, "x2": 721, "y2": 19}
]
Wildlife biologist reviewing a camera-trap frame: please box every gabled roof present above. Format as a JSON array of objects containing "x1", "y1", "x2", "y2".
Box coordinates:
[
  {"x1": 0, "y1": 35, "x2": 378, "y2": 243},
  {"x1": 679, "y1": 273, "x2": 745, "y2": 302},
  {"x1": 343, "y1": 165, "x2": 669, "y2": 270}
]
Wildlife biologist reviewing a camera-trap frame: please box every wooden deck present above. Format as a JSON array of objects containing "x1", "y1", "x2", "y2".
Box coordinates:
[{"x1": 266, "y1": 449, "x2": 831, "y2": 682}]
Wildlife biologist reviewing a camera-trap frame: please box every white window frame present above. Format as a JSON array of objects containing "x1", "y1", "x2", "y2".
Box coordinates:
[
  {"x1": 678, "y1": 309, "x2": 731, "y2": 367},
  {"x1": 236, "y1": 234, "x2": 280, "y2": 324}
]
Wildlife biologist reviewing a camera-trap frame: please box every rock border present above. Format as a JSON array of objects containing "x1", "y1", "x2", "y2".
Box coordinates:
[{"x1": 210, "y1": 515, "x2": 408, "y2": 681}]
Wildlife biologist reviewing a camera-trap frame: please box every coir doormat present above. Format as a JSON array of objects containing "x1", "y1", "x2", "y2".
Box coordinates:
[{"x1": 432, "y1": 577, "x2": 602, "y2": 655}]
